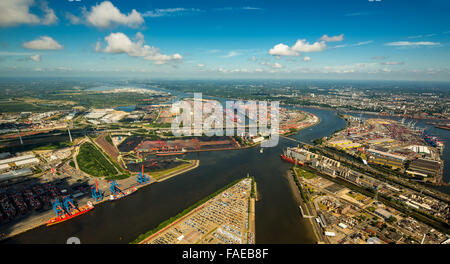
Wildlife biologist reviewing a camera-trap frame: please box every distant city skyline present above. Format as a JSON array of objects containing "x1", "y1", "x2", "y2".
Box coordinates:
[{"x1": 0, "y1": 0, "x2": 449, "y2": 81}]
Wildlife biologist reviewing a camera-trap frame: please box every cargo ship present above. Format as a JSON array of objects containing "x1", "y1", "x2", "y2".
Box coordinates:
[
  {"x1": 47, "y1": 199, "x2": 94, "y2": 226},
  {"x1": 422, "y1": 132, "x2": 444, "y2": 153},
  {"x1": 109, "y1": 180, "x2": 138, "y2": 201},
  {"x1": 281, "y1": 153, "x2": 304, "y2": 166},
  {"x1": 434, "y1": 124, "x2": 450, "y2": 131},
  {"x1": 280, "y1": 146, "x2": 306, "y2": 166}
]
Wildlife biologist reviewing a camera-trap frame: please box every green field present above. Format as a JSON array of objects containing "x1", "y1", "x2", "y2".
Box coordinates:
[
  {"x1": 33, "y1": 141, "x2": 72, "y2": 151},
  {"x1": 150, "y1": 162, "x2": 193, "y2": 180},
  {"x1": 76, "y1": 142, "x2": 118, "y2": 177},
  {"x1": 295, "y1": 168, "x2": 317, "y2": 179}
]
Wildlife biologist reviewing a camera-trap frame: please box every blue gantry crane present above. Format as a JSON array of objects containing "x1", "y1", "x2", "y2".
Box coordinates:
[
  {"x1": 137, "y1": 164, "x2": 150, "y2": 185},
  {"x1": 109, "y1": 180, "x2": 124, "y2": 196},
  {"x1": 91, "y1": 179, "x2": 103, "y2": 202},
  {"x1": 51, "y1": 199, "x2": 65, "y2": 217},
  {"x1": 62, "y1": 196, "x2": 78, "y2": 214}
]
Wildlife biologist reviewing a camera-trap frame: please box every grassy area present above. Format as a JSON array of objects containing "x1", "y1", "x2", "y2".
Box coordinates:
[
  {"x1": 32, "y1": 141, "x2": 72, "y2": 151},
  {"x1": 295, "y1": 168, "x2": 317, "y2": 179},
  {"x1": 76, "y1": 142, "x2": 118, "y2": 177},
  {"x1": 105, "y1": 134, "x2": 113, "y2": 145},
  {"x1": 292, "y1": 168, "x2": 309, "y2": 203},
  {"x1": 150, "y1": 161, "x2": 193, "y2": 180},
  {"x1": 131, "y1": 177, "x2": 245, "y2": 244}
]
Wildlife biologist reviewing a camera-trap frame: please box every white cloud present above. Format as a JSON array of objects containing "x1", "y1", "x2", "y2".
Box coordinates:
[
  {"x1": 221, "y1": 51, "x2": 240, "y2": 58},
  {"x1": 381, "y1": 61, "x2": 404, "y2": 65},
  {"x1": 408, "y1": 35, "x2": 423, "y2": 39},
  {"x1": 197, "y1": 64, "x2": 205, "y2": 67},
  {"x1": 23, "y1": 36, "x2": 63, "y2": 50},
  {"x1": 333, "y1": 44, "x2": 347, "y2": 48},
  {"x1": 269, "y1": 43, "x2": 300, "y2": 56},
  {"x1": 332, "y1": 40, "x2": 373, "y2": 49},
  {"x1": 259, "y1": 61, "x2": 283, "y2": 69},
  {"x1": 145, "y1": 53, "x2": 183, "y2": 64},
  {"x1": 303, "y1": 56, "x2": 311, "y2": 62},
  {"x1": 242, "y1": 7, "x2": 263, "y2": 10},
  {"x1": 143, "y1": 8, "x2": 202, "y2": 17},
  {"x1": 97, "y1": 32, "x2": 182, "y2": 65},
  {"x1": 385, "y1": 41, "x2": 440, "y2": 46},
  {"x1": 0, "y1": 0, "x2": 57, "y2": 27},
  {"x1": 322, "y1": 62, "x2": 379, "y2": 74},
  {"x1": 29, "y1": 54, "x2": 40, "y2": 62},
  {"x1": 269, "y1": 38, "x2": 327, "y2": 57},
  {"x1": 320, "y1": 34, "x2": 344, "y2": 42},
  {"x1": 41, "y1": 1, "x2": 58, "y2": 25},
  {"x1": 100, "y1": 32, "x2": 155, "y2": 56},
  {"x1": 65, "y1": 12, "x2": 81, "y2": 24},
  {"x1": 54, "y1": 66, "x2": 72, "y2": 71},
  {"x1": 214, "y1": 7, "x2": 263, "y2": 11},
  {"x1": 354, "y1": 40, "x2": 373, "y2": 46},
  {"x1": 292, "y1": 39, "x2": 327, "y2": 52},
  {"x1": 207, "y1": 49, "x2": 221, "y2": 53},
  {"x1": 82, "y1": 1, "x2": 144, "y2": 28},
  {"x1": 272, "y1": 62, "x2": 283, "y2": 69}
]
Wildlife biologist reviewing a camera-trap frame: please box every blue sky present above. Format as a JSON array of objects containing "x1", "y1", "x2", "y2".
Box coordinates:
[{"x1": 0, "y1": 0, "x2": 449, "y2": 80}]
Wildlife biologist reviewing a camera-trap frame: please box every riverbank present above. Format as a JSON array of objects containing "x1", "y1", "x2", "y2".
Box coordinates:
[{"x1": 286, "y1": 169, "x2": 321, "y2": 244}]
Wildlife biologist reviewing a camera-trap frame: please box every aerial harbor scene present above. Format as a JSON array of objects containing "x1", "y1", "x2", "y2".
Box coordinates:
[{"x1": 0, "y1": 0, "x2": 449, "y2": 251}]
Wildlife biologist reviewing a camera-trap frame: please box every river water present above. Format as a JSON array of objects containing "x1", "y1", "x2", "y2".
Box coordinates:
[{"x1": 3, "y1": 107, "x2": 346, "y2": 244}]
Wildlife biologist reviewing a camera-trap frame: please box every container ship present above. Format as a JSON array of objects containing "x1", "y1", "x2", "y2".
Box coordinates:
[
  {"x1": 280, "y1": 146, "x2": 306, "y2": 166},
  {"x1": 47, "y1": 197, "x2": 94, "y2": 226},
  {"x1": 434, "y1": 124, "x2": 450, "y2": 131},
  {"x1": 422, "y1": 132, "x2": 444, "y2": 153},
  {"x1": 108, "y1": 180, "x2": 138, "y2": 201}
]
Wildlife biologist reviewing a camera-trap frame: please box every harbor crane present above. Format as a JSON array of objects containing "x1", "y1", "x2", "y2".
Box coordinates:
[
  {"x1": 62, "y1": 196, "x2": 79, "y2": 214},
  {"x1": 51, "y1": 199, "x2": 65, "y2": 217},
  {"x1": 91, "y1": 179, "x2": 103, "y2": 202},
  {"x1": 137, "y1": 164, "x2": 150, "y2": 185},
  {"x1": 109, "y1": 180, "x2": 125, "y2": 196}
]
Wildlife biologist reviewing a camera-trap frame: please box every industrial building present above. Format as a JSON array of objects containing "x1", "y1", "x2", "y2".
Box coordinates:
[
  {"x1": 0, "y1": 154, "x2": 39, "y2": 171},
  {"x1": 0, "y1": 168, "x2": 33, "y2": 182},
  {"x1": 367, "y1": 149, "x2": 406, "y2": 169},
  {"x1": 408, "y1": 158, "x2": 441, "y2": 177},
  {"x1": 328, "y1": 139, "x2": 361, "y2": 149},
  {"x1": 374, "y1": 208, "x2": 393, "y2": 220}
]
